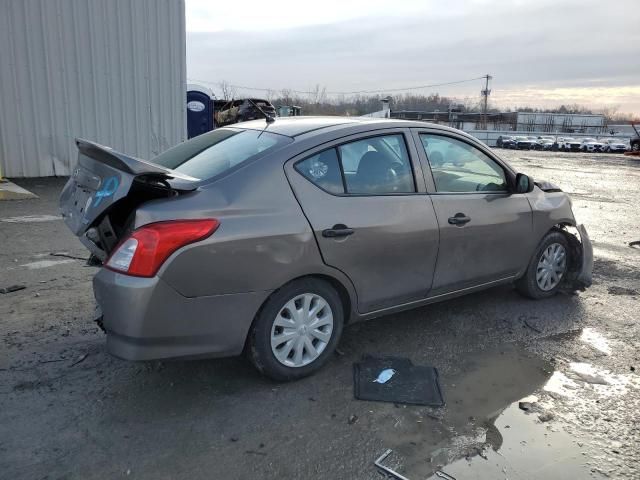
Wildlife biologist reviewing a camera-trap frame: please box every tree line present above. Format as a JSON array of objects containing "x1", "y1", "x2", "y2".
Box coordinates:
[{"x1": 215, "y1": 81, "x2": 639, "y2": 122}]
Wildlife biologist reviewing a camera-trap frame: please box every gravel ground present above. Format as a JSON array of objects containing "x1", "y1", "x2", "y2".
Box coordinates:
[{"x1": 1, "y1": 150, "x2": 639, "y2": 480}]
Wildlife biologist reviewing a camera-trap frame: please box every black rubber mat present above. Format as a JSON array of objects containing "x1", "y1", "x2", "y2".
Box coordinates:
[{"x1": 353, "y1": 356, "x2": 444, "y2": 406}]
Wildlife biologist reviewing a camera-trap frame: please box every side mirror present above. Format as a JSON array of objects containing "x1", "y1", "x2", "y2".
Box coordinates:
[{"x1": 515, "y1": 173, "x2": 534, "y2": 194}]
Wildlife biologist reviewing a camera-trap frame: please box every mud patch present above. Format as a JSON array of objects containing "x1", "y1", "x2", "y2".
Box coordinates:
[{"x1": 607, "y1": 286, "x2": 638, "y2": 296}]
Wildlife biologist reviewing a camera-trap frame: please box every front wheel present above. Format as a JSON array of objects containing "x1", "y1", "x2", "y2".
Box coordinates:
[
  {"x1": 247, "y1": 278, "x2": 344, "y2": 381},
  {"x1": 516, "y1": 231, "x2": 570, "y2": 299}
]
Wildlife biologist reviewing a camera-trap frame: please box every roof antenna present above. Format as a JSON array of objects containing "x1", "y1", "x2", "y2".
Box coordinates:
[{"x1": 248, "y1": 99, "x2": 275, "y2": 124}]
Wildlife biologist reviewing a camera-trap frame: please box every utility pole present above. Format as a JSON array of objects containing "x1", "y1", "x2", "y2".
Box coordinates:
[{"x1": 481, "y1": 74, "x2": 492, "y2": 130}]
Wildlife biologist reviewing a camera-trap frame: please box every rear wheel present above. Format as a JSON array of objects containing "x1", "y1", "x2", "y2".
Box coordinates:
[
  {"x1": 248, "y1": 278, "x2": 344, "y2": 381},
  {"x1": 516, "y1": 231, "x2": 570, "y2": 299}
]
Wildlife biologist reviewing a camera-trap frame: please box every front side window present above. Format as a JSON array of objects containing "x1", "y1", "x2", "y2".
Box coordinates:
[
  {"x1": 338, "y1": 134, "x2": 415, "y2": 194},
  {"x1": 152, "y1": 128, "x2": 292, "y2": 180},
  {"x1": 420, "y1": 134, "x2": 507, "y2": 193}
]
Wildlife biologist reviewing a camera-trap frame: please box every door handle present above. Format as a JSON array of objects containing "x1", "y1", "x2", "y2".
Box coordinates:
[
  {"x1": 322, "y1": 224, "x2": 354, "y2": 238},
  {"x1": 448, "y1": 213, "x2": 471, "y2": 226}
]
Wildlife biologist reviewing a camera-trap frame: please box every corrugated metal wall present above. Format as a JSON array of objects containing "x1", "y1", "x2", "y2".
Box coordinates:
[{"x1": 0, "y1": 0, "x2": 186, "y2": 178}]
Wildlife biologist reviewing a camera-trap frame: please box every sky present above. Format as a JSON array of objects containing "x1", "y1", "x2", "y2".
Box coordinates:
[{"x1": 185, "y1": 0, "x2": 640, "y2": 115}]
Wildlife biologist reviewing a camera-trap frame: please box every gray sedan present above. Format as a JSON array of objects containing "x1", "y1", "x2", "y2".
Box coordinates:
[{"x1": 60, "y1": 118, "x2": 592, "y2": 380}]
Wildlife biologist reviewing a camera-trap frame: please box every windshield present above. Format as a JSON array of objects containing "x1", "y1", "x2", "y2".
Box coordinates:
[
  {"x1": 152, "y1": 128, "x2": 293, "y2": 180},
  {"x1": 583, "y1": 138, "x2": 596, "y2": 142}
]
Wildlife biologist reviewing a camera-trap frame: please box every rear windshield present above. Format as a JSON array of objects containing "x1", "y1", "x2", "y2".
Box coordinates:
[{"x1": 152, "y1": 128, "x2": 292, "y2": 180}]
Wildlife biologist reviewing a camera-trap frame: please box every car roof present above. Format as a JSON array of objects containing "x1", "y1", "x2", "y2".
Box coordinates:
[{"x1": 233, "y1": 116, "x2": 473, "y2": 139}]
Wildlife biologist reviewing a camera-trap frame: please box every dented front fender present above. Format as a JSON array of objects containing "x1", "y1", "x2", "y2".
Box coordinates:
[{"x1": 575, "y1": 224, "x2": 593, "y2": 288}]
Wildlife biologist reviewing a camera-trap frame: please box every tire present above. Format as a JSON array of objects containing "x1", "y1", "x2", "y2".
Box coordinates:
[
  {"x1": 247, "y1": 278, "x2": 344, "y2": 381},
  {"x1": 516, "y1": 231, "x2": 570, "y2": 299},
  {"x1": 632, "y1": 142, "x2": 640, "y2": 152}
]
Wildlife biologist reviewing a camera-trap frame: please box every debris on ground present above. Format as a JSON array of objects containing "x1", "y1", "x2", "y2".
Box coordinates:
[
  {"x1": 435, "y1": 471, "x2": 457, "y2": 480},
  {"x1": 0, "y1": 284, "x2": 26, "y2": 294},
  {"x1": 354, "y1": 357, "x2": 444, "y2": 406},
  {"x1": 523, "y1": 319, "x2": 543, "y2": 333},
  {"x1": 70, "y1": 353, "x2": 88, "y2": 367},
  {"x1": 538, "y1": 411, "x2": 555, "y2": 423},
  {"x1": 50, "y1": 252, "x2": 88, "y2": 261},
  {"x1": 373, "y1": 368, "x2": 396, "y2": 384},
  {"x1": 374, "y1": 449, "x2": 410, "y2": 480},
  {"x1": 518, "y1": 401, "x2": 537, "y2": 411},
  {"x1": 347, "y1": 414, "x2": 358, "y2": 425}
]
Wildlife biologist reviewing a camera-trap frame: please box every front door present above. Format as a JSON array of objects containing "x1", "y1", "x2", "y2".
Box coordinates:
[
  {"x1": 285, "y1": 131, "x2": 439, "y2": 313},
  {"x1": 414, "y1": 131, "x2": 534, "y2": 295}
]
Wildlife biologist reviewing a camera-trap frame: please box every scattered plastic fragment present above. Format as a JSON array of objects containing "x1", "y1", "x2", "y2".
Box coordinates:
[
  {"x1": 373, "y1": 368, "x2": 396, "y2": 384},
  {"x1": 0, "y1": 285, "x2": 26, "y2": 294}
]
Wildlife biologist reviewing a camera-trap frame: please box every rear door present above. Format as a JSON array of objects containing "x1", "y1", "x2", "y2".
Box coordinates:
[
  {"x1": 285, "y1": 130, "x2": 440, "y2": 313},
  {"x1": 412, "y1": 130, "x2": 534, "y2": 295}
]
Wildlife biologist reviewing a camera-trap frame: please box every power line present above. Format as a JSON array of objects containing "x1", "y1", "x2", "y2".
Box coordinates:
[{"x1": 187, "y1": 75, "x2": 488, "y2": 96}]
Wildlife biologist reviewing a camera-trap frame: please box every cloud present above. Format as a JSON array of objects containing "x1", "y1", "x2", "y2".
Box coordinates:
[{"x1": 186, "y1": 0, "x2": 640, "y2": 113}]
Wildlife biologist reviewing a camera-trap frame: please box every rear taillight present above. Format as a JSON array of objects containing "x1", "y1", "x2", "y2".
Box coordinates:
[{"x1": 105, "y1": 219, "x2": 219, "y2": 277}]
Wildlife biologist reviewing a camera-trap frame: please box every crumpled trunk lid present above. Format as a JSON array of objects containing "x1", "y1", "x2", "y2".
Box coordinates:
[{"x1": 60, "y1": 139, "x2": 197, "y2": 259}]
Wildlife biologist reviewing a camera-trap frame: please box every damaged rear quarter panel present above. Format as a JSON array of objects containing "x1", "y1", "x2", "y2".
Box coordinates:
[{"x1": 526, "y1": 187, "x2": 576, "y2": 243}]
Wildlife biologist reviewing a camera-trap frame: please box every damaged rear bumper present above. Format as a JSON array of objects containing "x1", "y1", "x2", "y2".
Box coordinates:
[{"x1": 93, "y1": 269, "x2": 272, "y2": 361}]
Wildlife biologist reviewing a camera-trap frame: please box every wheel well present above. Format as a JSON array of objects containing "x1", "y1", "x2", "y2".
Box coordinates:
[
  {"x1": 550, "y1": 223, "x2": 582, "y2": 282},
  {"x1": 241, "y1": 273, "x2": 354, "y2": 354}
]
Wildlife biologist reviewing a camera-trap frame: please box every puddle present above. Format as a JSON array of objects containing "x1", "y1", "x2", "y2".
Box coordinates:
[
  {"x1": 376, "y1": 345, "x2": 557, "y2": 477},
  {"x1": 373, "y1": 344, "x2": 634, "y2": 479},
  {"x1": 426, "y1": 402, "x2": 604, "y2": 480}
]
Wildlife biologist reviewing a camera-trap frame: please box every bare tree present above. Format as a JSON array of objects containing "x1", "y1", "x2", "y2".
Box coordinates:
[
  {"x1": 218, "y1": 80, "x2": 237, "y2": 101},
  {"x1": 265, "y1": 89, "x2": 276, "y2": 102},
  {"x1": 281, "y1": 88, "x2": 293, "y2": 105},
  {"x1": 308, "y1": 84, "x2": 327, "y2": 104}
]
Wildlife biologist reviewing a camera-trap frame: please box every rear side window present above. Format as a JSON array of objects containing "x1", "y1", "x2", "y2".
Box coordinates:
[
  {"x1": 295, "y1": 149, "x2": 344, "y2": 194},
  {"x1": 152, "y1": 128, "x2": 292, "y2": 180},
  {"x1": 295, "y1": 134, "x2": 415, "y2": 196}
]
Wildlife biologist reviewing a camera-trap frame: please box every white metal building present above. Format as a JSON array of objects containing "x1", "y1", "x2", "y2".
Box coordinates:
[
  {"x1": 0, "y1": 0, "x2": 186, "y2": 178},
  {"x1": 515, "y1": 112, "x2": 605, "y2": 134}
]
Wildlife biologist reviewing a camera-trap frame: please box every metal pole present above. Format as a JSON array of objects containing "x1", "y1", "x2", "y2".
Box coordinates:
[{"x1": 480, "y1": 74, "x2": 492, "y2": 130}]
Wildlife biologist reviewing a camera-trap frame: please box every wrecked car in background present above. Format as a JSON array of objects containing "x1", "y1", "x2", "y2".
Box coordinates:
[
  {"x1": 59, "y1": 118, "x2": 593, "y2": 381},
  {"x1": 214, "y1": 98, "x2": 276, "y2": 127}
]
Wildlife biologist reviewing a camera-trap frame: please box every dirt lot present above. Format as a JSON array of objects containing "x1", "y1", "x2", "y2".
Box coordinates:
[{"x1": 1, "y1": 150, "x2": 639, "y2": 480}]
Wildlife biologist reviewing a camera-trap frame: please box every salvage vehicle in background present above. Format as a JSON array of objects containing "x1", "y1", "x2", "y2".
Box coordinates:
[
  {"x1": 534, "y1": 138, "x2": 554, "y2": 150},
  {"x1": 580, "y1": 138, "x2": 605, "y2": 152},
  {"x1": 59, "y1": 118, "x2": 592, "y2": 381},
  {"x1": 514, "y1": 136, "x2": 536, "y2": 150},
  {"x1": 602, "y1": 138, "x2": 628, "y2": 153},
  {"x1": 558, "y1": 137, "x2": 582, "y2": 151},
  {"x1": 214, "y1": 98, "x2": 276, "y2": 127},
  {"x1": 631, "y1": 123, "x2": 640, "y2": 152},
  {"x1": 496, "y1": 135, "x2": 516, "y2": 149}
]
